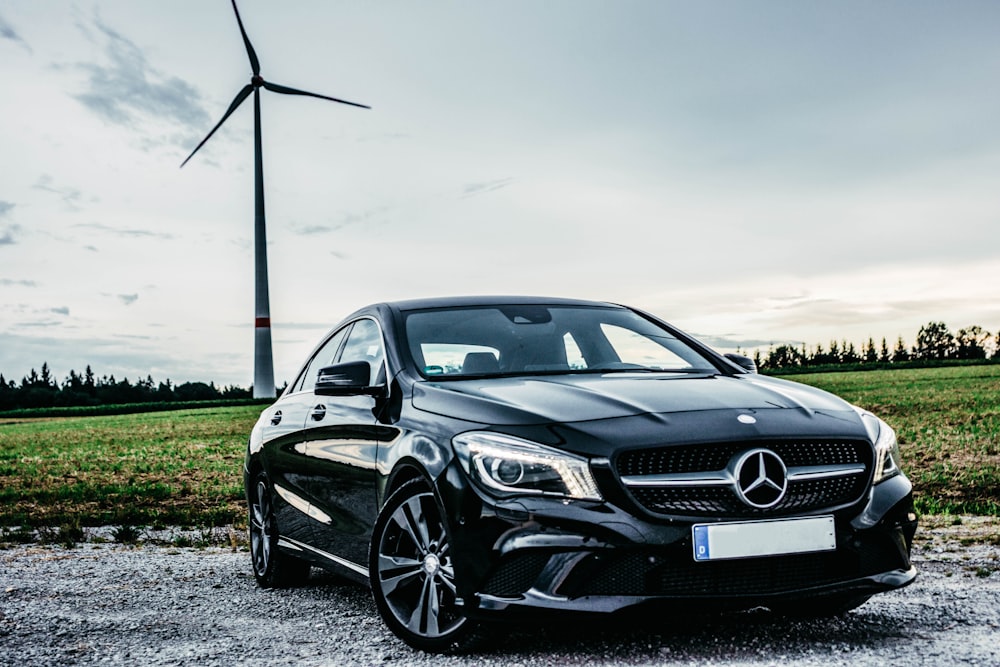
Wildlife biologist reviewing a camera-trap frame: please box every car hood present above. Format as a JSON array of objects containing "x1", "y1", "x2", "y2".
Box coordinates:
[{"x1": 411, "y1": 372, "x2": 855, "y2": 426}]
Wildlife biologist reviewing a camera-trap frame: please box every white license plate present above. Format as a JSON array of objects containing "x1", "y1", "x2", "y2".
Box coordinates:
[{"x1": 692, "y1": 515, "x2": 836, "y2": 562}]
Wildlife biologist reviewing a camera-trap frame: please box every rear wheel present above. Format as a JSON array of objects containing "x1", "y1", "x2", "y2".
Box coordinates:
[
  {"x1": 370, "y1": 479, "x2": 483, "y2": 652},
  {"x1": 248, "y1": 471, "x2": 311, "y2": 588}
]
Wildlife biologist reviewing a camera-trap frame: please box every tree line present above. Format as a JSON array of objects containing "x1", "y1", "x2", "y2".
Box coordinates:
[
  {"x1": 0, "y1": 363, "x2": 252, "y2": 412},
  {"x1": 753, "y1": 322, "x2": 999, "y2": 371}
]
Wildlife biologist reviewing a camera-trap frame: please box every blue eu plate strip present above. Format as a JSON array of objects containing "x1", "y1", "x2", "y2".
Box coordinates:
[{"x1": 693, "y1": 525, "x2": 710, "y2": 561}]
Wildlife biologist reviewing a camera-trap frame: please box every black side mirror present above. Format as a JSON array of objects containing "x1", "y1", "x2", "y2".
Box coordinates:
[
  {"x1": 315, "y1": 361, "x2": 380, "y2": 396},
  {"x1": 724, "y1": 353, "x2": 758, "y2": 374}
]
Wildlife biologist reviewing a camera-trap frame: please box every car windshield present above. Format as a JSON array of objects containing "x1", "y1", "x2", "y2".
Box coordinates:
[{"x1": 404, "y1": 305, "x2": 719, "y2": 379}]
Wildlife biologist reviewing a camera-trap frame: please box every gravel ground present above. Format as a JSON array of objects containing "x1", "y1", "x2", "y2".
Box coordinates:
[{"x1": 1, "y1": 517, "x2": 998, "y2": 667}]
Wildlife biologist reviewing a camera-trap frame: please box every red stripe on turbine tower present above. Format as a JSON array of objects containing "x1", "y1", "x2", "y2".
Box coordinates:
[{"x1": 255, "y1": 317, "x2": 271, "y2": 328}]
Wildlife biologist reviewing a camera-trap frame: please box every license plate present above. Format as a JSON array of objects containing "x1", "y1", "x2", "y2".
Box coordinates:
[{"x1": 692, "y1": 515, "x2": 836, "y2": 562}]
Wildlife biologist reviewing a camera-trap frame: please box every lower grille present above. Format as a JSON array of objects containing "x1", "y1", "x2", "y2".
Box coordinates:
[
  {"x1": 481, "y1": 552, "x2": 550, "y2": 597},
  {"x1": 557, "y1": 537, "x2": 907, "y2": 599}
]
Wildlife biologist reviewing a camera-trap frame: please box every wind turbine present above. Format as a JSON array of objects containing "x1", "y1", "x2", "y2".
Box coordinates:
[{"x1": 181, "y1": 0, "x2": 369, "y2": 399}]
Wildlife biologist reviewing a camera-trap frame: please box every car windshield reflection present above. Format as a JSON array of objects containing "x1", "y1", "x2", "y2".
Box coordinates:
[{"x1": 404, "y1": 305, "x2": 718, "y2": 379}]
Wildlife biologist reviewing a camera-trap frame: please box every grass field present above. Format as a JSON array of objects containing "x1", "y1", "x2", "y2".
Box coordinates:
[
  {"x1": 1, "y1": 365, "x2": 998, "y2": 530},
  {"x1": 790, "y1": 364, "x2": 1000, "y2": 516},
  {"x1": 0, "y1": 405, "x2": 261, "y2": 529}
]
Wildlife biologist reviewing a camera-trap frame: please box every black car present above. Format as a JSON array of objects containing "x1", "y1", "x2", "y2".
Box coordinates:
[{"x1": 244, "y1": 296, "x2": 917, "y2": 652}]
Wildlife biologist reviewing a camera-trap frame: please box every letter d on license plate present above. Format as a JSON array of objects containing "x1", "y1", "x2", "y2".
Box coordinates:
[{"x1": 693, "y1": 515, "x2": 836, "y2": 562}]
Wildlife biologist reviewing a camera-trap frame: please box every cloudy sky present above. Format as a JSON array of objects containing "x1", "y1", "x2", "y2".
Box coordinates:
[{"x1": 2, "y1": 1, "x2": 998, "y2": 388}]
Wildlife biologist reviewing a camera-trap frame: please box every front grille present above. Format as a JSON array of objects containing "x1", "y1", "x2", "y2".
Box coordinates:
[{"x1": 616, "y1": 440, "x2": 872, "y2": 518}]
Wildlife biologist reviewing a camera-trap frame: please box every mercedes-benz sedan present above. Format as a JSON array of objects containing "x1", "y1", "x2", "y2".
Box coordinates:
[{"x1": 244, "y1": 296, "x2": 917, "y2": 652}]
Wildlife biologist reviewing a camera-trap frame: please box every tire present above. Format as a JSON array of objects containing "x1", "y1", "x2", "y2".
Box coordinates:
[
  {"x1": 369, "y1": 479, "x2": 484, "y2": 653},
  {"x1": 771, "y1": 593, "x2": 871, "y2": 618},
  {"x1": 248, "y1": 471, "x2": 311, "y2": 588}
]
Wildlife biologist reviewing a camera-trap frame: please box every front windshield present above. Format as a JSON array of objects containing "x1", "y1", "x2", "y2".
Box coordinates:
[{"x1": 404, "y1": 305, "x2": 718, "y2": 379}]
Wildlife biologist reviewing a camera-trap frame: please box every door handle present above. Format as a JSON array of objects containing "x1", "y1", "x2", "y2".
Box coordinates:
[
  {"x1": 311, "y1": 404, "x2": 327, "y2": 421},
  {"x1": 270, "y1": 410, "x2": 282, "y2": 426}
]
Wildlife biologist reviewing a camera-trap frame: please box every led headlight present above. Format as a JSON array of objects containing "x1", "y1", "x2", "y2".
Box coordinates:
[
  {"x1": 855, "y1": 408, "x2": 902, "y2": 484},
  {"x1": 452, "y1": 432, "x2": 602, "y2": 501}
]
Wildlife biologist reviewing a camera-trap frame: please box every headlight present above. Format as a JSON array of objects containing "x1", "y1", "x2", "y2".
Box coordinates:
[
  {"x1": 855, "y1": 408, "x2": 902, "y2": 484},
  {"x1": 452, "y1": 432, "x2": 603, "y2": 501}
]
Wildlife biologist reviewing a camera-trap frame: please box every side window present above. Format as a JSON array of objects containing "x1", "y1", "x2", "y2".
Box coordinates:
[
  {"x1": 297, "y1": 326, "x2": 350, "y2": 393},
  {"x1": 339, "y1": 318, "x2": 386, "y2": 385}
]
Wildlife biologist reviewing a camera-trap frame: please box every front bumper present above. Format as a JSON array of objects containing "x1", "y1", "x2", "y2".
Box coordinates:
[{"x1": 450, "y1": 471, "x2": 917, "y2": 617}]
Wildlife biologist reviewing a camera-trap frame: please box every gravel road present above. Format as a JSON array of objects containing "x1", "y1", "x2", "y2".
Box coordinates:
[{"x1": 2, "y1": 518, "x2": 998, "y2": 667}]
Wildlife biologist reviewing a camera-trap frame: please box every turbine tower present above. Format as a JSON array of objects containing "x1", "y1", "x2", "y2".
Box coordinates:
[{"x1": 181, "y1": 0, "x2": 369, "y2": 398}]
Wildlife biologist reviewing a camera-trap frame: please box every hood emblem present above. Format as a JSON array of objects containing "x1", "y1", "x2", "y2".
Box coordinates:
[
  {"x1": 734, "y1": 449, "x2": 787, "y2": 509},
  {"x1": 737, "y1": 414, "x2": 757, "y2": 425}
]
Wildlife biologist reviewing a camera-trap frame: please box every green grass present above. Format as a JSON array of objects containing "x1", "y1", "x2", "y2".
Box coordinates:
[
  {"x1": 0, "y1": 405, "x2": 262, "y2": 528},
  {"x1": 1, "y1": 365, "x2": 998, "y2": 529},
  {"x1": 788, "y1": 364, "x2": 1000, "y2": 516}
]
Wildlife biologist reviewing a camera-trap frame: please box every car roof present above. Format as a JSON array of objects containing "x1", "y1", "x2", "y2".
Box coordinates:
[{"x1": 385, "y1": 295, "x2": 624, "y2": 312}]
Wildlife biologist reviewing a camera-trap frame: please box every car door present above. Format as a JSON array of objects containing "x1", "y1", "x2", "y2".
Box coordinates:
[
  {"x1": 259, "y1": 326, "x2": 349, "y2": 547},
  {"x1": 298, "y1": 317, "x2": 387, "y2": 567}
]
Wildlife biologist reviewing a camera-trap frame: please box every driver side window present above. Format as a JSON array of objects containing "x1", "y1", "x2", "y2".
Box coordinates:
[
  {"x1": 339, "y1": 318, "x2": 386, "y2": 386},
  {"x1": 297, "y1": 326, "x2": 349, "y2": 393}
]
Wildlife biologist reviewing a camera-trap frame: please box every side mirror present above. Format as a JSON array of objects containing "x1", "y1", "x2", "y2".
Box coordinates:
[
  {"x1": 724, "y1": 353, "x2": 758, "y2": 374},
  {"x1": 315, "y1": 361, "x2": 380, "y2": 396}
]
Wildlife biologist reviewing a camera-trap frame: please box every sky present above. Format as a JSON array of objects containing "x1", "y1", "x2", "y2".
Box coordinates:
[{"x1": 1, "y1": 1, "x2": 999, "y2": 389}]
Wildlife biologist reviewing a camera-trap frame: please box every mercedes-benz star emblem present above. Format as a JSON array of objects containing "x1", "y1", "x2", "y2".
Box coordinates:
[{"x1": 734, "y1": 449, "x2": 787, "y2": 509}]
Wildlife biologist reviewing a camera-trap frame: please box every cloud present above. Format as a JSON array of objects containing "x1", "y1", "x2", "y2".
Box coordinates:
[
  {"x1": 289, "y1": 224, "x2": 334, "y2": 236},
  {"x1": 0, "y1": 224, "x2": 21, "y2": 245},
  {"x1": 33, "y1": 175, "x2": 82, "y2": 210},
  {"x1": 0, "y1": 201, "x2": 14, "y2": 217},
  {"x1": 71, "y1": 14, "x2": 209, "y2": 142},
  {"x1": 118, "y1": 294, "x2": 139, "y2": 306},
  {"x1": 460, "y1": 177, "x2": 514, "y2": 198},
  {"x1": 50, "y1": 307, "x2": 70, "y2": 316},
  {"x1": 0, "y1": 279, "x2": 38, "y2": 287},
  {"x1": 289, "y1": 206, "x2": 391, "y2": 237},
  {"x1": 0, "y1": 12, "x2": 32, "y2": 54},
  {"x1": 74, "y1": 222, "x2": 174, "y2": 240},
  {"x1": 693, "y1": 334, "x2": 795, "y2": 351}
]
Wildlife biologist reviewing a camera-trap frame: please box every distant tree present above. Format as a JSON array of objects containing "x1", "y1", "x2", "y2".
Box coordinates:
[
  {"x1": 0, "y1": 374, "x2": 14, "y2": 410},
  {"x1": 879, "y1": 337, "x2": 891, "y2": 363},
  {"x1": 892, "y1": 337, "x2": 910, "y2": 362},
  {"x1": 765, "y1": 344, "x2": 805, "y2": 369},
  {"x1": 841, "y1": 341, "x2": 860, "y2": 365},
  {"x1": 174, "y1": 381, "x2": 220, "y2": 401},
  {"x1": 994, "y1": 332, "x2": 1000, "y2": 360},
  {"x1": 40, "y1": 362, "x2": 54, "y2": 388},
  {"x1": 913, "y1": 322, "x2": 955, "y2": 360},
  {"x1": 828, "y1": 340, "x2": 841, "y2": 364},
  {"x1": 863, "y1": 338, "x2": 878, "y2": 364},
  {"x1": 955, "y1": 325, "x2": 990, "y2": 360}
]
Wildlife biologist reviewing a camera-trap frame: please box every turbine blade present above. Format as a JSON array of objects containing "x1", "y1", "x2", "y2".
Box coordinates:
[
  {"x1": 231, "y1": 0, "x2": 260, "y2": 76},
  {"x1": 180, "y1": 84, "x2": 254, "y2": 167},
  {"x1": 262, "y1": 80, "x2": 370, "y2": 109}
]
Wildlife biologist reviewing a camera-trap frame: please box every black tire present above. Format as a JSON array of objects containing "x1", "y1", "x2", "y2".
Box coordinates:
[
  {"x1": 771, "y1": 593, "x2": 871, "y2": 618},
  {"x1": 248, "y1": 471, "x2": 311, "y2": 588},
  {"x1": 369, "y1": 479, "x2": 484, "y2": 653}
]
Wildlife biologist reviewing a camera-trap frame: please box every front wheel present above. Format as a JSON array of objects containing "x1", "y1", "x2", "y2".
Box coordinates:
[
  {"x1": 369, "y1": 479, "x2": 483, "y2": 653},
  {"x1": 248, "y1": 471, "x2": 311, "y2": 588}
]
